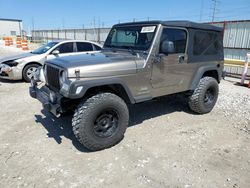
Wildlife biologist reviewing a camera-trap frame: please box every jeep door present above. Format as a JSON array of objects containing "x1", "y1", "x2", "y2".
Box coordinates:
[{"x1": 151, "y1": 27, "x2": 192, "y2": 94}]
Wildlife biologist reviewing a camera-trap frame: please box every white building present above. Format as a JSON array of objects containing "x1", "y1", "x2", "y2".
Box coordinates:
[{"x1": 0, "y1": 18, "x2": 22, "y2": 38}]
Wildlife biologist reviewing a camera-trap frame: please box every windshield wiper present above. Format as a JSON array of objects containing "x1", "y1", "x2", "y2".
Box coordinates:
[
  {"x1": 118, "y1": 46, "x2": 137, "y2": 55},
  {"x1": 104, "y1": 45, "x2": 138, "y2": 55},
  {"x1": 104, "y1": 45, "x2": 118, "y2": 52}
]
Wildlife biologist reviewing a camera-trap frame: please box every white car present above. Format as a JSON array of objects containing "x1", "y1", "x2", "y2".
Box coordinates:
[{"x1": 0, "y1": 40, "x2": 102, "y2": 82}]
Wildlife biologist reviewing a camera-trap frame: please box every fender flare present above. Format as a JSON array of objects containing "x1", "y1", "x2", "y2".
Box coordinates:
[
  {"x1": 65, "y1": 77, "x2": 136, "y2": 104},
  {"x1": 190, "y1": 65, "x2": 220, "y2": 90}
]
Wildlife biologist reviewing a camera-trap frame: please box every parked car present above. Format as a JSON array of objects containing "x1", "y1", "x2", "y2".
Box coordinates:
[
  {"x1": 0, "y1": 40, "x2": 102, "y2": 82},
  {"x1": 30, "y1": 21, "x2": 224, "y2": 151}
]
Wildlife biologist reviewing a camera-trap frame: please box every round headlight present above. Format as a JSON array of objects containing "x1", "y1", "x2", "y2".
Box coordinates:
[
  {"x1": 59, "y1": 70, "x2": 67, "y2": 85},
  {"x1": 43, "y1": 64, "x2": 47, "y2": 78},
  {"x1": 39, "y1": 68, "x2": 46, "y2": 83}
]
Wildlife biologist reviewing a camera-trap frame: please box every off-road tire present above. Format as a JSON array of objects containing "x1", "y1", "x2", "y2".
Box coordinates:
[
  {"x1": 23, "y1": 64, "x2": 40, "y2": 82},
  {"x1": 188, "y1": 77, "x2": 219, "y2": 114},
  {"x1": 72, "y1": 93, "x2": 129, "y2": 151}
]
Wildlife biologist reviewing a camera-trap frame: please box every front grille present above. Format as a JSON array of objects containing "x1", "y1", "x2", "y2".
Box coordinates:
[
  {"x1": 46, "y1": 65, "x2": 60, "y2": 91},
  {"x1": 0, "y1": 72, "x2": 8, "y2": 77}
]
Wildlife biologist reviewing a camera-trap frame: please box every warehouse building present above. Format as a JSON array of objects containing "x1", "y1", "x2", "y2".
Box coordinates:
[
  {"x1": 210, "y1": 20, "x2": 250, "y2": 61},
  {"x1": 0, "y1": 18, "x2": 22, "y2": 38},
  {"x1": 210, "y1": 20, "x2": 250, "y2": 76}
]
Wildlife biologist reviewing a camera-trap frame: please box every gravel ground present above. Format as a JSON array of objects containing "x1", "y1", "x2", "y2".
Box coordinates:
[{"x1": 0, "y1": 47, "x2": 250, "y2": 188}]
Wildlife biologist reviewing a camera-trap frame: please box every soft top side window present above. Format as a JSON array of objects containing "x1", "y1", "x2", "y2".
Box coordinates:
[{"x1": 193, "y1": 31, "x2": 221, "y2": 56}]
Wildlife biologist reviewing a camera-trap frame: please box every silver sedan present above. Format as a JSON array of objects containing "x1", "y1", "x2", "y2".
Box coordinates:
[{"x1": 0, "y1": 40, "x2": 102, "y2": 82}]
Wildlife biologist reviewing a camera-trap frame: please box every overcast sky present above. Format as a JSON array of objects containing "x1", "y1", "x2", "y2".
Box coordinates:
[{"x1": 0, "y1": 0, "x2": 249, "y2": 31}]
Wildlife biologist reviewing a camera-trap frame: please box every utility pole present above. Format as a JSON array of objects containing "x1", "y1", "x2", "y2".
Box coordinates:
[
  {"x1": 98, "y1": 17, "x2": 101, "y2": 28},
  {"x1": 93, "y1": 17, "x2": 97, "y2": 42},
  {"x1": 32, "y1": 17, "x2": 35, "y2": 40},
  {"x1": 82, "y1": 24, "x2": 85, "y2": 41},
  {"x1": 200, "y1": 0, "x2": 204, "y2": 22},
  {"x1": 211, "y1": 0, "x2": 219, "y2": 22},
  {"x1": 93, "y1": 17, "x2": 96, "y2": 29},
  {"x1": 32, "y1": 17, "x2": 35, "y2": 31},
  {"x1": 62, "y1": 18, "x2": 65, "y2": 29}
]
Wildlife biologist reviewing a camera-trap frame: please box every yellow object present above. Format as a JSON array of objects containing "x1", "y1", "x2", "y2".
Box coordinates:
[{"x1": 224, "y1": 59, "x2": 249, "y2": 66}]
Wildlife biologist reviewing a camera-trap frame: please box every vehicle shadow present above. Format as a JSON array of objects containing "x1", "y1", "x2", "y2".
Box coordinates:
[
  {"x1": 0, "y1": 78, "x2": 24, "y2": 84},
  {"x1": 34, "y1": 110, "x2": 91, "y2": 153},
  {"x1": 129, "y1": 94, "x2": 193, "y2": 127},
  {"x1": 34, "y1": 94, "x2": 193, "y2": 152}
]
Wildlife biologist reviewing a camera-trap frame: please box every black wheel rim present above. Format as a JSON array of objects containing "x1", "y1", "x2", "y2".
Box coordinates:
[
  {"x1": 204, "y1": 87, "x2": 215, "y2": 106},
  {"x1": 93, "y1": 109, "x2": 119, "y2": 138}
]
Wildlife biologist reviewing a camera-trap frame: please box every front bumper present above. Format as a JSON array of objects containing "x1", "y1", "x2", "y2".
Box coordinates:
[
  {"x1": 29, "y1": 80, "x2": 62, "y2": 117},
  {"x1": 0, "y1": 64, "x2": 22, "y2": 80}
]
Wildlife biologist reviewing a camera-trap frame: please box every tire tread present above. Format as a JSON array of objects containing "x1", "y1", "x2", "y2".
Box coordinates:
[
  {"x1": 188, "y1": 77, "x2": 218, "y2": 114},
  {"x1": 72, "y1": 93, "x2": 128, "y2": 151}
]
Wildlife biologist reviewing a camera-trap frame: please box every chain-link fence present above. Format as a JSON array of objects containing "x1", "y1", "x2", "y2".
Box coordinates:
[{"x1": 32, "y1": 28, "x2": 111, "y2": 44}]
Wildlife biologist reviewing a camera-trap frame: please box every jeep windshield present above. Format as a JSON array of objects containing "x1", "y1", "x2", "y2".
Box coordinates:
[
  {"x1": 104, "y1": 25, "x2": 157, "y2": 51},
  {"x1": 31, "y1": 42, "x2": 58, "y2": 54}
]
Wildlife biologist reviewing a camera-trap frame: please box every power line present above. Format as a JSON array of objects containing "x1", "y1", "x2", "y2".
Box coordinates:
[{"x1": 31, "y1": 3, "x2": 250, "y2": 31}]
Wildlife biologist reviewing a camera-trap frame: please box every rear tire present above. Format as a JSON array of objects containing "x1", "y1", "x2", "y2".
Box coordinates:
[
  {"x1": 23, "y1": 64, "x2": 40, "y2": 82},
  {"x1": 188, "y1": 77, "x2": 219, "y2": 114},
  {"x1": 72, "y1": 93, "x2": 129, "y2": 151}
]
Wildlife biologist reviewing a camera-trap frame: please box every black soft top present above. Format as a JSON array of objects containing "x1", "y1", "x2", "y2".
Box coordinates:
[{"x1": 114, "y1": 20, "x2": 222, "y2": 32}]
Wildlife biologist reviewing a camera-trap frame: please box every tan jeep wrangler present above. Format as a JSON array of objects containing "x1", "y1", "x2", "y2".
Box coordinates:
[{"x1": 30, "y1": 21, "x2": 224, "y2": 151}]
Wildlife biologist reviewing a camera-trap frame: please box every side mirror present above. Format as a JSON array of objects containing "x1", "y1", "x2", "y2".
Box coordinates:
[
  {"x1": 160, "y1": 40, "x2": 175, "y2": 55},
  {"x1": 52, "y1": 50, "x2": 60, "y2": 55}
]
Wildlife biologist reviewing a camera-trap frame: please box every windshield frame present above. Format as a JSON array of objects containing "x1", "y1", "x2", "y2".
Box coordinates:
[
  {"x1": 31, "y1": 42, "x2": 59, "y2": 55},
  {"x1": 103, "y1": 24, "x2": 158, "y2": 52}
]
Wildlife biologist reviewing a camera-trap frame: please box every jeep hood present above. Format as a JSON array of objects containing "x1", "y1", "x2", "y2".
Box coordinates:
[
  {"x1": 0, "y1": 52, "x2": 35, "y2": 64},
  {"x1": 47, "y1": 51, "x2": 145, "y2": 77}
]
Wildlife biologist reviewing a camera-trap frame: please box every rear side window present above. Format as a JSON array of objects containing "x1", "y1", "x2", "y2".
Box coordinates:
[
  {"x1": 160, "y1": 28, "x2": 187, "y2": 54},
  {"x1": 193, "y1": 31, "x2": 221, "y2": 56},
  {"x1": 56, "y1": 42, "x2": 74, "y2": 53},
  {"x1": 76, "y1": 42, "x2": 93, "y2": 52}
]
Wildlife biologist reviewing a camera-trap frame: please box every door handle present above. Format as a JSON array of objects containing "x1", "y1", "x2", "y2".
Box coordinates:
[
  {"x1": 179, "y1": 55, "x2": 185, "y2": 64},
  {"x1": 154, "y1": 54, "x2": 163, "y2": 63}
]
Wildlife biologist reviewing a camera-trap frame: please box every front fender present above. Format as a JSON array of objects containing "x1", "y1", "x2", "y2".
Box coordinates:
[{"x1": 61, "y1": 78, "x2": 136, "y2": 104}]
